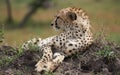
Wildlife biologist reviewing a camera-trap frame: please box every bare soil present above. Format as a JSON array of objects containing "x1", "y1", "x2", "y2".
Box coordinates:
[{"x1": 0, "y1": 36, "x2": 120, "y2": 75}]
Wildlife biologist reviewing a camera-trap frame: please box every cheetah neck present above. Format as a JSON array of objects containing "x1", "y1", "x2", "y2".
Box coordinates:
[{"x1": 64, "y1": 23, "x2": 92, "y2": 39}]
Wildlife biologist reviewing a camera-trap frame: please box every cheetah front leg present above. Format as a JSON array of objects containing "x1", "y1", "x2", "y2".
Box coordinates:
[
  {"x1": 35, "y1": 46, "x2": 53, "y2": 72},
  {"x1": 21, "y1": 36, "x2": 55, "y2": 50},
  {"x1": 35, "y1": 46, "x2": 65, "y2": 72},
  {"x1": 21, "y1": 38, "x2": 42, "y2": 50}
]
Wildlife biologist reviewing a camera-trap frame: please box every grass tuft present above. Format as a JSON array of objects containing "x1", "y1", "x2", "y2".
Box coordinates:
[
  {"x1": 45, "y1": 71, "x2": 55, "y2": 75},
  {"x1": 96, "y1": 46, "x2": 115, "y2": 59}
]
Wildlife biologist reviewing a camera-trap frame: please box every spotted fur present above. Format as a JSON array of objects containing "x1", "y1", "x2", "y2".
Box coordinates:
[{"x1": 22, "y1": 7, "x2": 93, "y2": 73}]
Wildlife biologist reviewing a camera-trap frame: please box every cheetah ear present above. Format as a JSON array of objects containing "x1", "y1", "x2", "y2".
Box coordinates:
[{"x1": 67, "y1": 12, "x2": 77, "y2": 21}]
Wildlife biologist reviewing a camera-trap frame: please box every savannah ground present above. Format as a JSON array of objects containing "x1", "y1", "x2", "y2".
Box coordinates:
[{"x1": 0, "y1": 0, "x2": 120, "y2": 75}]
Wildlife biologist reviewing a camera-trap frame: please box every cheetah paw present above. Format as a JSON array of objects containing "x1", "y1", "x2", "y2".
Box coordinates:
[
  {"x1": 35, "y1": 53, "x2": 65, "y2": 72},
  {"x1": 35, "y1": 61, "x2": 56, "y2": 72}
]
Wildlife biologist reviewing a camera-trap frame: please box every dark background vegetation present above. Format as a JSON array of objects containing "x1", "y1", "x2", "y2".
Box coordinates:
[{"x1": 0, "y1": 0, "x2": 120, "y2": 47}]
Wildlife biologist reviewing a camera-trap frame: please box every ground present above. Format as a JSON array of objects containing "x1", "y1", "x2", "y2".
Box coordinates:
[{"x1": 0, "y1": 35, "x2": 120, "y2": 75}]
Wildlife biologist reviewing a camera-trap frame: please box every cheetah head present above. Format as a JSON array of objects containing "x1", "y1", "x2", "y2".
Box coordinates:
[{"x1": 51, "y1": 7, "x2": 91, "y2": 31}]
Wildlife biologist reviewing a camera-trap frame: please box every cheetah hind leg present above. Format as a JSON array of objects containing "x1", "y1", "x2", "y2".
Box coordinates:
[{"x1": 35, "y1": 46, "x2": 65, "y2": 73}]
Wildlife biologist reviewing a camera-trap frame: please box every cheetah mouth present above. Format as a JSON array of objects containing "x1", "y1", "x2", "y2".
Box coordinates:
[{"x1": 52, "y1": 24, "x2": 60, "y2": 31}]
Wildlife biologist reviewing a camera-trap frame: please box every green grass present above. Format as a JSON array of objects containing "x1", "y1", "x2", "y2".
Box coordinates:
[
  {"x1": 96, "y1": 46, "x2": 115, "y2": 58},
  {"x1": 45, "y1": 71, "x2": 55, "y2": 75},
  {"x1": 0, "y1": 47, "x2": 24, "y2": 67}
]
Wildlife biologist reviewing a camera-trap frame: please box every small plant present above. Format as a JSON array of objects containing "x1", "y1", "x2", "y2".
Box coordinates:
[
  {"x1": 45, "y1": 71, "x2": 55, "y2": 75},
  {"x1": 96, "y1": 46, "x2": 115, "y2": 58},
  {"x1": 16, "y1": 70, "x2": 23, "y2": 75},
  {"x1": 0, "y1": 25, "x2": 4, "y2": 43},
  {"x1": 17, "y1": 47, "x2": 24, "y2": 56},
  {"x1": 0, "y1": 47, "x2": 23, "y2": 67},
  {"x1": 27, "y1": 42, "x2": 40, "y2": 51},
  {"x1": 0, "y1": 56, "x2": 15, "y2": 66}
]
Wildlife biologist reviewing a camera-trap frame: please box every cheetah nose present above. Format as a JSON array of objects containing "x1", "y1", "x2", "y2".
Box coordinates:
[{"x1": 51, "y1": 23, "x2": 53, "y2": 26}]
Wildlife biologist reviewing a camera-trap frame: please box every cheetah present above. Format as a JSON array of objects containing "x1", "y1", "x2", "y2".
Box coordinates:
[{"x1": 22, "y1": 7, "x2": 93, "y2": 73}]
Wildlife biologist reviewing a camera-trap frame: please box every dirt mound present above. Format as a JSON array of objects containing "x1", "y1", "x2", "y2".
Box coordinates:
[{"x1": 0, "y1": 36, "x2": 120, "y2": 75}]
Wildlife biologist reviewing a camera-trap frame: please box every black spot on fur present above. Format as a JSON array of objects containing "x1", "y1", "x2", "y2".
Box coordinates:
[
  {"x1": 61, "y1": 34, "x2": 63, "y2": 36},
  {"x1": 44, "y1": 56, "x2": 47, "y2": 58},
  {"x1": 75, "y1": 26, "x2": 78, "y2": 28},
  {"x1": 78, "y1": 30, "x2": 80, "y2": 32},
  {"x1": 76, "y1": 34, "x2": 78, "y2": 36},
  {"x1": 34, "y1": 42, "x2": 37, "y2": 44},
  {"x1": 44, "y1": 65, "x2": 47, "y2": 68},
  {"x1": 75, "y1": 44, "x2": 77, "y2": 47},
  {"x1": 73, "y1": 48, "x2": 76, "y2": 50},
  {"x1": 87, "y1": 38, "x2": 90, "y2": 40},
  {"x1": 60, "y1": 42, "x2": 62, "y2": 45},
  {"x1": 83, "y1": 31, "x2": 85, "y2": 33},
  {"x1": 37, "y1": 39, "x2": 40, "y2": 42},
  {"x1": 80, "y1": 34, "x2": 82, "y2": 37},
  {"x1": 76, "y1": 31, "x2": 78, "y2": 33},
  {"x1": 68, "y1": 44, "x2": 73, "y2": 46},
  {"x1": 81, "y1": 40, "x2": 83, "y2": 43},
  {"x1": 42, "y1": 59, "x2": 45, "y2": 62},
  {"x1": 48, "y1": 54, "x2": 50, "y2": 57},
  {"x1": 83, "y1": 30, "x2": 86, "y2": 33},
  {"x1": 69, "y1": 50, "x2": 72, "y2": 53}
]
